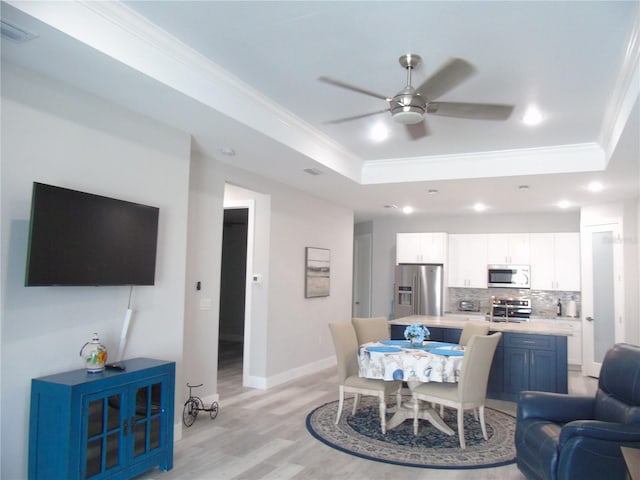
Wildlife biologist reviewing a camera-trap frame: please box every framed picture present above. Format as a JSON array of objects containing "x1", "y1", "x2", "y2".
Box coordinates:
[{"x1": 305, "y1": 247, "x2": 330, "y2": 298}]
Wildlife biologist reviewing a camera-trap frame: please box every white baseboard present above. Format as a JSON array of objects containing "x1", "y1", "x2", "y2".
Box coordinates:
[{"x1": 243, "y1": 355, "x2": 336, "y2": 390}]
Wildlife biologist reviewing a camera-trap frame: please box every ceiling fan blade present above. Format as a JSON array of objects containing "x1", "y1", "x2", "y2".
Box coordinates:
[
  {"x1": 427, "y1": 101, "x2": 514, "y2": 120},
  {"x1": 415, "y1": 58, "x2": 476, "y2": 100},
  {"x1": 405, "y1": 120, "x2": 429, "y2": 140},
  {"x1": 318, "y1": 76, "x2": 390, "y2": 101},
  {"x1": 324, "y1": 109, "x2": 390, "y2": 124}
]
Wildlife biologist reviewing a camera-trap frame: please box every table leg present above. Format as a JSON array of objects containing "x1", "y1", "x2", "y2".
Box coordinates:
[{"x1": 386, "y1": 397, "x2": 454, "y2": 435}]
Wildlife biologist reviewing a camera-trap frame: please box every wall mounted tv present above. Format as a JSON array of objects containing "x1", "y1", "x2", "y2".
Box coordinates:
[{"x1": 25, "y1": 182, "x2": 160, "y2": 286}]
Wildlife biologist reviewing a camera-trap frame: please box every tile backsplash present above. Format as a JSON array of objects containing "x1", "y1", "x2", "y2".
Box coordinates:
[{"x1": 448, "y1": 287, "x2": 581, "y2": 318}]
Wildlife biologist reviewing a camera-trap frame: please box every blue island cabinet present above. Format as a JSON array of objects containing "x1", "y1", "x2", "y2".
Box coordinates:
[
  {"x1": 390, "y1": 324, "x2": 567, "y2": 401},
  {"x1": 29, "y1": 358, "x2": 175, "y2": 480}
]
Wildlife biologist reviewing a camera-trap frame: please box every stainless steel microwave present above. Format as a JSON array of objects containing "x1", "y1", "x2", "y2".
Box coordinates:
[{"x1": 487, "y1": 265, "x2": 531, "y2": 289}]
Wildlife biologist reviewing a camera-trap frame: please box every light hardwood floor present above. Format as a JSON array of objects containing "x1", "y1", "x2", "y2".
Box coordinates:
[{"x1": 138, "y1": 345, "x2": 598, "y2": 480}]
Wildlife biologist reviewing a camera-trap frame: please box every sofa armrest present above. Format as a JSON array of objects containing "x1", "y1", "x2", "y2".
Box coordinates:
[
  {"x1": 559, "y1": 420, "x2": 640, "y2": 446},
  {"x1": 517, "y1": 390, "x2": 595, "y2": 423}
]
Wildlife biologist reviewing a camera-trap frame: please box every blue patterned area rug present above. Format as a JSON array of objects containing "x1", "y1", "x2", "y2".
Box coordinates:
[{"x1": 306, "y1": 396, "x2": 516, "y2": 469}]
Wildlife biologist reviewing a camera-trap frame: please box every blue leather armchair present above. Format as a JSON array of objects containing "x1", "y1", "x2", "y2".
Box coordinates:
[{"x1": 515, "y1": 343, "x2": 640, "y2": 480}]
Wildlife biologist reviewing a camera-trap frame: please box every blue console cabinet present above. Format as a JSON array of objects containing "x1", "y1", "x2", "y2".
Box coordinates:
[{"x1": 29, "y1": 358, "x2": 175, "y2": 480}]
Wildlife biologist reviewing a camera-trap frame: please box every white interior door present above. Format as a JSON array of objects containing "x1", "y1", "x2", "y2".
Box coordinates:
[
  {"x1": 581, "y1": 222, "x2": 624, "y2": 377},
  {"x1": 353, "y1": 233, "x2": 372, "y2": 317}
]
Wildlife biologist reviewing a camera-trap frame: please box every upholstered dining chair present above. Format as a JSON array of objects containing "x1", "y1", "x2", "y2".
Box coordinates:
[
  {"x1": 411, "y1": 332, "x2": 502, "y2": 448},
  {"x1": 352, "y1": 316, "x2": 390, "y2": 345},
  {"x1": 458, "y1": 320, "x2": 490, "y2": 346},
  {"x1": 431, "y1": 321, "x2": 491, "y2": 418},
  {"x1": 329, "y1": 322, "x2": 402, "y2": 434}
]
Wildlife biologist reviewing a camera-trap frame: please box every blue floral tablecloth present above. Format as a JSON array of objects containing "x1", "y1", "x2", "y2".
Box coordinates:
[{"x1": 358, "y1": 341, "x2": 464, "y2": 383}]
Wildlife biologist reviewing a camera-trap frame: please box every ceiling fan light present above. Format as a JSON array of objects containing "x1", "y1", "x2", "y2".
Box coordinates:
[{"x1": 392, "y1": 108, "x2": 424, "y2": 125}]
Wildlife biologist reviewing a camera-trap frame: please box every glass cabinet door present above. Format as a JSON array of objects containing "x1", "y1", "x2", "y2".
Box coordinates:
[
  {"x1": 132, "y1": 381, "x2": 164, "y2": 459},
  {"x1": 83, "y1": 390, "x2": 125, "y2": 478}
]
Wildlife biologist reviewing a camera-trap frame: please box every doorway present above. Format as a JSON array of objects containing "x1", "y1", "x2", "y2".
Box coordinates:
[
  {"x1": 218, "y1": 208, "x2": 249, "y2": 387},
  {"x1": 353, "y1": 233, "x2": 372, "y2": 317}
]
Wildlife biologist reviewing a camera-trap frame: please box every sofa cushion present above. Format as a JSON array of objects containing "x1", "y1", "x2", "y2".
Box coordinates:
[
  {"x1": 595, "y1": 343, "x2": 640, "y2": 424},
  {"x1": 556, "y1": 435, "x2": 631, "y2": 480},
  {"x1": 594, "y1": 390, "x2": 640, "y2": 424},
  {"x1": 598, "y1": 343, "x2": 640, "y2": 406},
  {"x1": 515, "y1": 419, "x2": 562, "y2": 480}
]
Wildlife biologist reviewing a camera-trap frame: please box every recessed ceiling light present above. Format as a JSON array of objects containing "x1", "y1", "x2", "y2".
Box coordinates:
[
  {"x1": 557, "y1": 200, "x2": 571, "y2": 209},
  {"x1": 523, "y1": 105, "x2": 543, "y2": 126},
  {"x1": 402, "y1": 206, "x2": 414, "y2": 214},
  {"x1": 220, "y1": 147, "x2": 236, "y2": 156},
  {"x1": 304, "y1": 168, "x2": 322, "y2": 176},
  {"x1": 587, "y1": 181, "x2": 603, "y2": 192},
  {"x1": 370, "y1": 123, "x2": 389, "y2": 142},
  {"x1": 473, "y1": 203, "x2": 487, "y2": 212}
]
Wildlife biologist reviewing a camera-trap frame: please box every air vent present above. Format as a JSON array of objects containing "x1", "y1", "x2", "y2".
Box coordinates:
[
  {"x1": 1, "y1": 20, "x2": 38, "y2": 43},
  {"x1": 304, "y1": 168, "x2": 322, "y2": 176}
]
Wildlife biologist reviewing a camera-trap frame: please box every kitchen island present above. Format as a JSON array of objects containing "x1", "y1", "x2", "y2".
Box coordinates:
[{"x1": 390, "y1": 315, "x2": 570, "y2": 401}]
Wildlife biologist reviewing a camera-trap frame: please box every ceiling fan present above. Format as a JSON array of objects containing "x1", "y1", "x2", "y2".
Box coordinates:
[{"x1": 319, "y1": 54, "x2": 514, "y2": 138}]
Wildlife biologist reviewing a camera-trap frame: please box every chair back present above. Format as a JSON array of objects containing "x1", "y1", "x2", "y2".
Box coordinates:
[
  {"x1": 595, "y1": 343, "x2": 640, "y2": 424},
  {"x1": 352, "y1": 317, "x2": 390, "y2": 345},
  {"x1": 457, "y1": 332, "x2": 502, "y2": 403},
  {"x1": 458, "y1": 321, "x2": 490, "y2": 346},
  {"x1": 329, "y1": 322, "x2": 360, "y2": 383}
]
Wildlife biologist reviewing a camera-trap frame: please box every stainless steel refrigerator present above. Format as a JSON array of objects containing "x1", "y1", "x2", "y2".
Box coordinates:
[{"x1": 394, "y1": 264, "x2": 443, "y2": 318}]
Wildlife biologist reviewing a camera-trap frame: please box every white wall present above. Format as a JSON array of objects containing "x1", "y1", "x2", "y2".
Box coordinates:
[
  {"x1": 184, "y1": 155, "x2": 354, "y2": 396},
  {"x1": 181, "y1": 154, "x2": 226, "y2": 404},
  {"x1": 623, "y1": 199, "x2": 639, "y2": 344},
  {"x1": 366, "y1": 211, "x2": 581, "y2": 318},
  {"x1": 1, "y1": 64, "x2": 191, "y2": 479}
]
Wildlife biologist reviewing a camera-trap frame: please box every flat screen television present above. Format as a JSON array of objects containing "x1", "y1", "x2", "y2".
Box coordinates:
[{"x1": 25, "y1": 182, "x2": 159, "y2": 286}]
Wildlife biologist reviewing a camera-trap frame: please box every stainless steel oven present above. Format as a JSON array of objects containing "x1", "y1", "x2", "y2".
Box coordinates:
[
  {"x1": 487, "y1": 264, "x2": 530, "y2": 289},
  {"x1": 489, "y1": 297, "x2": 532, "y2": 322}
]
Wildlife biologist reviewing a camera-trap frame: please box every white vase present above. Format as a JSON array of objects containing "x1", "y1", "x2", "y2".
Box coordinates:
[{"x1": 80, "y1": 333, "x2": 108, "y2": 373}]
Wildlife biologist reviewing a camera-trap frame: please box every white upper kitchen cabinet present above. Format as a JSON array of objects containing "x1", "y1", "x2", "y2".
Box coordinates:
[
  {"x1": 530, "y1": 232, "x2": 581, "y2": 291},
  {"x1": 486, "y1": 233, "x2": 530, "y2": 265},
  {"x1": 396, "y1": 232, "x2": 448, "y2": 264},
  {"x1": 448, "y1": 234, "x2": 488, "y2": 288}
]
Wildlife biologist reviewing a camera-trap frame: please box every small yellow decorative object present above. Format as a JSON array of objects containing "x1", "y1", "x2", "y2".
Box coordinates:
[{"x1": 80, "y1": 333, "x2": 108, "y2": 373}]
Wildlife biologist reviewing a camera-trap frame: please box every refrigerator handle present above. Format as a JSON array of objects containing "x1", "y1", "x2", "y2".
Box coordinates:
[{"x1": 414, "y1": 275, "x2": 419, "y2": 315}]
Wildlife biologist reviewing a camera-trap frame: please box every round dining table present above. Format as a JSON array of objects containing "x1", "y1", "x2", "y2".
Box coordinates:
[{"x1": 357, "y1": 339, "x2": 466, "y2": 433}]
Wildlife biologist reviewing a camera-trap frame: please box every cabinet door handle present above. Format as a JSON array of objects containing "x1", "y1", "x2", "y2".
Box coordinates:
[{"x1": 123, "y1": 419, "x2": 128, "y2": 436}]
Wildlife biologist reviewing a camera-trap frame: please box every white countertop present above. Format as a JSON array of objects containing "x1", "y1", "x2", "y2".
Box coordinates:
[
  {"x1": 390, "y1": 315, "x2": 573, "y2": 336},
  {"x1": 446, "y1": 311, "x2": 580, "y2": 321}
]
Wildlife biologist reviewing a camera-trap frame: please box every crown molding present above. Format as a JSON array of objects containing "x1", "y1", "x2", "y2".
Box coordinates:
[
  {"x1": 7, "y1": 0, "x2": 363, "y2": 182},
  {"x1": 599, "y1": 7, "x2": 640, "y2": 162},
  {"x1": 361, "y1": 143, "x2": 605, "y2": 184}
]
